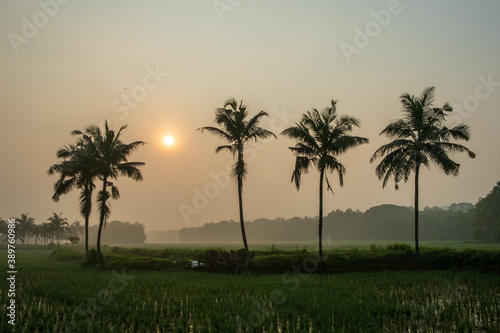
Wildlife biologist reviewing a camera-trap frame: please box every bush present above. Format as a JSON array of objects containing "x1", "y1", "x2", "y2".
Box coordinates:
[
  {"x1": 386, "y1": 243, "x2": 412, "y2": 252},
  {"x1": 82, "y1": 248, "x2": 101, "y2": 267},
  {"x1": 51, "y1": 246, "x2": 84, "y2": 261}
]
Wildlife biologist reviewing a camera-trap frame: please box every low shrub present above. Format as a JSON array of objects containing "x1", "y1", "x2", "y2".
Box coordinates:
[
  {"x1": 52, "y1": 243, "x2": 500, "y2": 274},
  {"x1": 51, "y1": 246, "x2": 85, "y2": 261}
]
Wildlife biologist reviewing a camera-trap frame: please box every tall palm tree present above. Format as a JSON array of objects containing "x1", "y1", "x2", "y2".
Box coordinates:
[
  {"x1": 198, "y1": 99, "x2": 276, "y2": 259},
  {"x1": 281, "y1": 100, "x2": 368, "y2": 260},
  {"x1": 48, "y1": 134, "x2": 97, "y2": 259},
  {"x1": 15, "y1": 213, "x2": 35, "y2": 245},
  {"x1": 370, "y1": 87, "x2": 476, "y2": 254},
  {"x1": 48, "y1": 213, "x2": 69, "y2": 244},
  {"x1": 80, "y1": 120, "x2": 145, "y2": 263}
]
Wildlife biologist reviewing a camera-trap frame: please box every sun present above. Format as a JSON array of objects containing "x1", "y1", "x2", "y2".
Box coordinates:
[{"x1": 163, "y1": 136, "x2": 174, "y2": 146}]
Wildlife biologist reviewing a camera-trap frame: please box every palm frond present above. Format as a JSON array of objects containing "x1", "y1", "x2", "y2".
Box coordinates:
[
  {"x1": 197, "y1": 126, "x2": 233, "y2": 142},
  {"x1": 117, "y1": 163, "x2": 144, "y2": 181},
  {"x1": 291, "y1": 156, "x2": 313, "y2": 190},
  {"x1": 215, "y1": 145, "x2": 235, "y2": 154}
]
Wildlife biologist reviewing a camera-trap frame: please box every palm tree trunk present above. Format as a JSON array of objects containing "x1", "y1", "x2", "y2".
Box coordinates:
[
  {"x1": 414, "y1": 164, "x2": 420, "y2": 255},
  {"x1": 319, "y1": 168, "x2": 324, "y2": 261},
  {"x1": 85, "y1": 215, "x2": 89, "y2": 261},
  {"x1": 237, "y1": 174, "x2": 250, "y2": 261},
  {"x1": 97, "y1": 177, "x2": 107, "y2": 263}
]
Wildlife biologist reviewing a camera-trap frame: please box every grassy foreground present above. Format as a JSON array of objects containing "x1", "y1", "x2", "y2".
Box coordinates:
[{"x1": 1, "y1": 247, "x2": 500, "y2": 332}]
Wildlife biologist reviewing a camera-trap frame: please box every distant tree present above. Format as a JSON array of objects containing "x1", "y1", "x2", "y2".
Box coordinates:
[
  {"x1": 15, "y1": 213, "x2": 35, "y2": 245},
  {"x1": 282, "y1": 100, "x2": 368, "y2": 260},
  {"x1": 198, "y1": 99, "x2": 276, "y2": 259},
  {"x1": 449, "y1": 202, "x2": 473, "y2": 213},
  {"x1": 87, "y1": 221, "x2": 146, "y2": 244},
  {"x1": 371, "y1": 87, "x2": 476, "y2": 254},
  {"x1": 31, "y1": 224, "x2": 41, "y2": 246},
  {"x1": 70, "y1": 221, "x2": 84, "y2": 239},
  {"x1": 67, "y1": 236, "x2": 80, "y2": 245},
  {"x1": 78, "y1": 120, "x2": 145, "y2": 263},
  {"x1": 0, "y1": 218, "x2": 7, "y2": 245},
  {"x1": 39, "y1": 223, "x2": 53, "y2": 245},
  {"x1": 471, "y1": 181, "x2": 500, "y2": 241},
  {"x1": 48, "y1": 213, "x2": 69, "y2": 244}
]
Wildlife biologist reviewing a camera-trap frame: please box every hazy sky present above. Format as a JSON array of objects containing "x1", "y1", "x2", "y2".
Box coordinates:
[{"x1": 1, "y1": 1, "x2": 499, "y2": 232}]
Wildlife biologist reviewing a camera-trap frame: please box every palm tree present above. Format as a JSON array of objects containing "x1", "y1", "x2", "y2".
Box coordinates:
[
  {"x1": 48, "y1": 213, "x2": 69, "y2": 244},
  {"x1": 198, "y1": 99, "x2": 276, "y2": 259},
  {"x1": 32, "y1": 224, "x2": 41, "y2": 246},
  {"x1": 15, "y1": 213, "x2": 35, "y2": 245},
  {"x1": 281, "y1": 100, "x2": 368, "y2": 260},
  {"x1": 48, "y1": 134, "x2": 98, "y2": 259},
  {"x1": 39, "y1": 223, "x2": 52, "y2": 245},
  {"x1": 79, "y1": 120, "x2": 145, "y2": 263},
  {"x1": 70, "y1": 221, "x2": 84, "y2": 239},
  {"x1": 370, "y1": 87, "x2": 476, "y2": 254}
]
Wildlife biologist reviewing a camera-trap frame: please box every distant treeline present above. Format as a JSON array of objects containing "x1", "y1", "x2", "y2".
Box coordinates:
[
  {"x1": 177, "y1": 203, "x2": 474, "y2": 243},
  {"x1": 87, "y1": 221, "x2": 146, "y2": 244},
  {"x1": 173, "y1": 182, "x2": 500, "y2": 244}
]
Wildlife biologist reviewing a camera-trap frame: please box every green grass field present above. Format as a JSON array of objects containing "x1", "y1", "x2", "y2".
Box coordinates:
[{"x1": 1, "y1": 245, "x2": 500, "y2": 332}]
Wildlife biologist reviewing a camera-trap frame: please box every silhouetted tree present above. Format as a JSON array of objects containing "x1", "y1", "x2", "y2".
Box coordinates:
[
  {"x1": 48, "y1": 133, "x2": 98, "y2": 259},
  {"x1": 39, "y1": 223, "x2": 53, "y2": 245},
  {"x1": 371, "y1": 87, "x2": 475, "y2": 254},
  {"x1": 87, "y1": 221, "x2": 146, "y2": 244},
  {"x1": 78, "y1": 120, "x2": 145, "y2": 263},
  {"x1": 31, "y1": 224, "x2": 41, "y2": 246},
  {"x1": 15, "y1": 213, "x2": 35, "y2": 245},
  {"x1": 471, "y1": 181, "x2": 500, "y2": 241},
  {"x1": 0, "y1": 218, "x2": 7, "y2": 245},
  {"x1": 48, "y1": 213, "x2": 69, "y2": 244},
  {"x1": 282, "y1": 100, "x2": 368, "y2": 260},
  {"x1": 198, "y1": 99, "x2": 276, "y2": 259},
  {"x1": 70, "y1": 221, "x2": 84, "y2": 239}
]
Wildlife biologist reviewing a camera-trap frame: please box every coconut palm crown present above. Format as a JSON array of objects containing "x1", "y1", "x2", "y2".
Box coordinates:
[
  {"x1": 198, "y1": 98, "x2": 276, "y2": 258},
  {"x1": 75, "y1": 120, "x2": 145, "y2": 263},
  {"x1": 281, "y1": 100, "x2": 369, "y2": 260},
  {"x1": 370, "y1": 87, "x2": 476, "y2": 254}
]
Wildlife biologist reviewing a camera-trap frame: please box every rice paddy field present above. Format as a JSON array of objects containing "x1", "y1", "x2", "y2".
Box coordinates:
[{"x1": 1, "y1": 246, "x2": 500, "y2": 332}]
